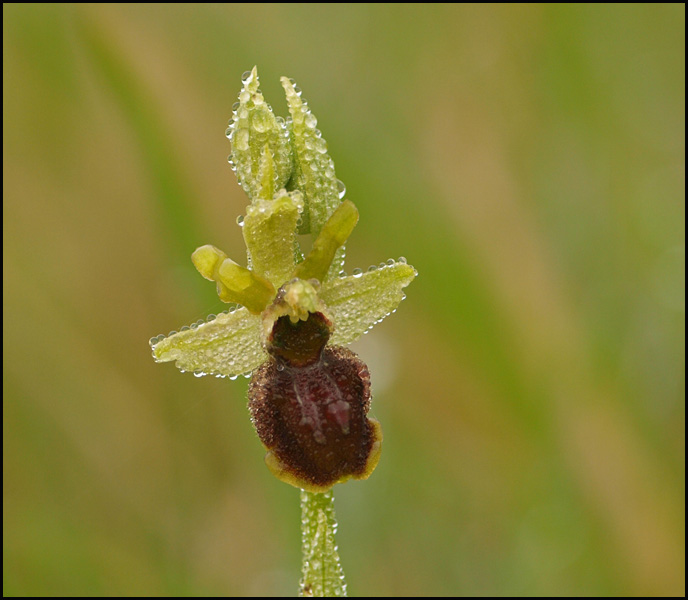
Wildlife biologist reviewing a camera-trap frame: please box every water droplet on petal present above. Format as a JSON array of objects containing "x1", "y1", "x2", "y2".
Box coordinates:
[
  {"x1": 367, "y1": 264, "x2": 378, "y2": 272},
  {"x1": 236, "y1": 215, "x2": 245, "y2": 226},
  {"x1": 398, "y1": 256, "x2": 407, "y2": 264},
  {"x1": 386, "y1": 258, "x2": 395, "y2": 266},
  {"x1": 252, "y1": 110, "x2": 269, "y2": 133},
  {"x1": 352, "y1": 268, "x2": 363, "y2": 278},
  {"x1": 235, "y1": 128, "x2": 249, "y2": 151},
  {"x1": 336, "y1": 179, "x2": 346, "y2": 199},
  {"x1": 305, "y1": 112, "x2": 317, "y2": 128},
  {"x1": 315, "y1": 137, "x2": 328, "y2": 154}
]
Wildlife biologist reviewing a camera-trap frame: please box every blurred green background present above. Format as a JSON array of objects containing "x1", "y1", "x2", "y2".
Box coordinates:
[{"x1": 3, "y1": 4, "x2": 684, "y2": 596}]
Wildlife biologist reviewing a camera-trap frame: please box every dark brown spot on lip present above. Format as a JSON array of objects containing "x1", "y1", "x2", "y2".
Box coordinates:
[
  {"x1": 268, "y1": 311, "x2": 332, "y2": 368},
  {"x1": 248, "y1": 344, "x2": 380, "y2": 491}
]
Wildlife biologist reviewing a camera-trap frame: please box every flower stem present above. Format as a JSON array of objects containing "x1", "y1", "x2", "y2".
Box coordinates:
[{"x1": 299, "y1": 489, "x2": 347, "y2": 597}]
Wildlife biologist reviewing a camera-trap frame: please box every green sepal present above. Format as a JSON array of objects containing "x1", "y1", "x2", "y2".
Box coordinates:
[
  {"x1": 150, "y1": 308, "x2": 265, "y2": 378},
  {"x1": 321, "y1": 261, "x2": 417, "y2": 346},
  {"x1": 228, "y1": 67, "x2": 293, "y2": 201},
  {"x1": 294, "y1": 200, "x2": 358, "y2": 283},
  {"x1": 243, "y1": 190, "x2": 304, "y2": 287},
  {"x1": 281, "y1": 76, "x2": 341, "y2": 237}
]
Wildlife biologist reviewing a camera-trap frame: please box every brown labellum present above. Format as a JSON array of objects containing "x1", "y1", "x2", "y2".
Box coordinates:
[{"x1": 248, "y1": 311, "x2": 382, "y2": 492}]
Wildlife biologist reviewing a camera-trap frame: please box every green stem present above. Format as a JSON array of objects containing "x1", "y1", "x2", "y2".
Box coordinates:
[{"x1": 299, "y1": 490, "x2": 347, "y2": 597}]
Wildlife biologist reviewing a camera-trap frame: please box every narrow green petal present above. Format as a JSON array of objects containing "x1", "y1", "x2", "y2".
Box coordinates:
[
  {"x1": 191, "y1": 244, "x2": 275, "y2": 313},
  {"x1": 191, "y1": 244, "x2": 226, "y2": 281},
  {"x1": 216, "y1": 258, "x2": 275, "y2": 313},
  {"x1": 228, "y1": 67, "x2": 293, "y2": 201},
  {"x1": 150, "y1": 308, "x2": 266, "y2": 378},
  {"x1": 294, "y1": 200, "x2": 358, "y2": 283},
  {"x1": 281, "y1": 76, "x2": 341, "y2": 237},
  {"x1": 243, "y1": 190, "x2": 303, "y2": 287},
  {"x1": 321, "y1": 260, "x2": 417, "y2": 346}
]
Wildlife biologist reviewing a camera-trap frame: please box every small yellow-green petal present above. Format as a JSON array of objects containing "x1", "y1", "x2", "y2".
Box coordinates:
[
  {"x1": 228, "y1": 67, "x2": 293, "y2": 201},
  {"x1": 294, "y1": 200, "x2": 358, "y2": 284},
  {"x1": 191, "y1": 245, "x2": 276, "y2": 313},
  {"x1": 150, "y1": 308, "x2": 266, "y2": 378},
  {"x1": 243, "y1": 190, "x2": 303, "y2": 287},
  {"x1": 281, "y1": 76, "x2": 341, "y2": 237},
  {"x1": 321, "y1": 260, "x2": 417, "y2": 346},
  {"x1": 191, "y1": 244, "x2": 227, "y2": 281},
  {"x1": 216, "y1": 258, "x2": 276, "y2": 313}
]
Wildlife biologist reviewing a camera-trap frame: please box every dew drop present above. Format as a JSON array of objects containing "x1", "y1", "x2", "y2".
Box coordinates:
[
  {"x1": 225, "y1": 127, "x2": 233, "y2": 138},
  {"x1": 252, "y1": 110, "x2": 270, "y2": 133},
  {"x1": 336, "y1": 179, "x2": 346, "y2": 199},
  {"x1": 236, "y1": 215, "x2": 245, "y2": 226},
  {"x1": 149, "y1": 337, "x2": 158, "y2": 347},
  {"x1": 232, "y1": 102, "x2": 240, "y2": 111},
  {"x1": 315, "y1": 137, "x2": 328, "y2": 154},
  {"x1": 352, "y1": 268, "x2": 363, "y2": 278},
  {"x1": 241, "y1": 70, "x2": 252, "y2": 83},
  {"x1": 168, "y1": 330, "x2": 177, "y2": 337},
  {"x1": 398, "y1": 256, "x2": 407, "y2": 264},
  {"x1": 193, "y1": 370, "x2": 205, "y2": 378},
  {"x1": 180, "y1": 325, "x2": 190, "y2": 331},
  {"x1": 367, "y1": 264, "x2": 378, "y2": 272},
  {"x1": 229, "y1": 374, "x2": 239, "y2": 381},
  {"x1": 235, "y1": 129, "x2": 249, "y2": 151},
  {"x1": 206, "y1": 314, "x2": 217, "y2": 322},
  {"x1": 386, "y1": 258, "x2": 395, "y2": 266},
  {"x1": 305, "y1": 112, "x2": 317, "y2": 128}
]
